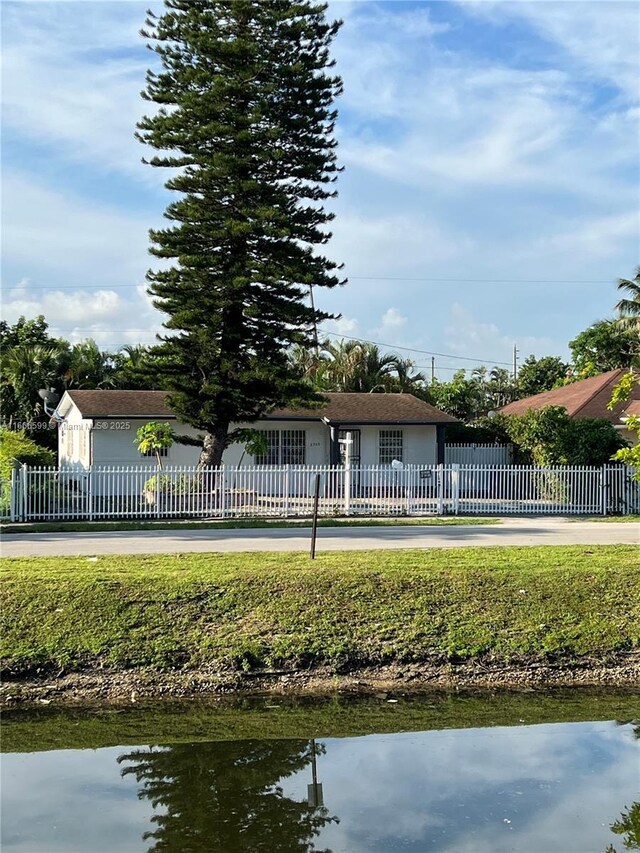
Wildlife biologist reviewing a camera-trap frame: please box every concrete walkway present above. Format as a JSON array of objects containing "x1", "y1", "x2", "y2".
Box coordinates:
[{"x1": 1, "y1": 518, "x2": 638, "y2": 557}]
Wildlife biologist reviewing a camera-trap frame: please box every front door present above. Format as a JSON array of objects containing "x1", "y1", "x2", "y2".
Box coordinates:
[{"x1": 338, "y1": 429, "x2": 361, "y2": 465}]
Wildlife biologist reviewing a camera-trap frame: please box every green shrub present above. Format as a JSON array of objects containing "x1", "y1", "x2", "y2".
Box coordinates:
[
  {"x1": 0, "y1": 428, "x2": 55, "y2": 481},
  {"x1": 0, "y1": 428, "x2": 56, "y2": 515}
]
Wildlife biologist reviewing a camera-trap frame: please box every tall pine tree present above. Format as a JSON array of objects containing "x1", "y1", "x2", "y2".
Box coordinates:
[{"x1": 137, "y1": 0, "x2": 344, "y2": 466}]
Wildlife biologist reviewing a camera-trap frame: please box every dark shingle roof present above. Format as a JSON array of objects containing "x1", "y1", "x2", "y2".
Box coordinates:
[
  {"x1": 267, "y1": 393, "x2": 457, "y2": 424},
  {"x1": 64, "y1": 390, "x2": 456, "y2": 424},
  {"x1": 65, "y1": 390, "x2": 174, "y2": 418},
  {"x1": 500, "y1": 369, "x2": 639, "y2": 424}
]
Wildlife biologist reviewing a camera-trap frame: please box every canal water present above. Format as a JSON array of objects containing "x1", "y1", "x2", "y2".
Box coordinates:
[{"x1": 2, "y1": 690, "x2": 639, "y2": 852}]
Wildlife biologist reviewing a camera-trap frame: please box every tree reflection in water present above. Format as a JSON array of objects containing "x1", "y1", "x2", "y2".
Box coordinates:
[
  {"x1": 606, "y1": 802, "x2": 640, "y2": 852},
  {"x1": 117, "y1": 739, "x2": 339, "y2": 852}
]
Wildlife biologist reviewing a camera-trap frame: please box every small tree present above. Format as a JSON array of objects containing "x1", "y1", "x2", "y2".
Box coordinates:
[
  {"x1": 134, "y1": 422, "x2": 176, "y2": 469},
  {"x1": 234, "y1": 429, "x2": 269, "y2": 467}
]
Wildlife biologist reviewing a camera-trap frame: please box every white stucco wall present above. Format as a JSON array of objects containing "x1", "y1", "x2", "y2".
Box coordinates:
[
  {"x1": 356, "y1": 425, "x2": 437, "y2": 466},
  {"x1": 58, "y1": 405, "x2": 93, "y2": 468},
  {"x1": 226, "y1": 421, "x2": 329, "y2": 466},
  {"x1": 58, "y1": 408, "x2": 438, "y2": 469},
  {"x1": 88, "y1": 419, "x2": 203, "y2": 468}
]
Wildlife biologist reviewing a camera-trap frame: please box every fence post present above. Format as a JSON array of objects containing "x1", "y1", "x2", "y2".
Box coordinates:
[
  {"x1": 155, "y1": 468, "x2": 161, "y2": 519},
  {"x1": 600, "y1": 466, "x2": 608, "y2": 516},
  {"x1": 451, "y1": 463, "x2": 460, "y2": 515},
  {"x1": 87, "y1": 468, "x2": 94, "y2": 521},
  {"x1": 9, "y1": 466, "x2": 17, "y2": 522},
  {"x1": 437, "y1": 464, "x2": 444, "y2": 516},
  {"x1": 343, "y1": 459, "x2": 351, "y2": 516},
  {"x1": 21, "y1": 464, "x2": 28, "y2": 522},
  {"x1": 284, "y1": 465, "x2": 290, "y2": 517},
  {"x1": 220, "y1": 466, "x2": 226, "y2": 518}
]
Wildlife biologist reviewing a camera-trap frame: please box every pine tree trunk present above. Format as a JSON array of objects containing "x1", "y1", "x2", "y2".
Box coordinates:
[{"x1": 197, "y1": 427, "x2": 229, "y2": 469}]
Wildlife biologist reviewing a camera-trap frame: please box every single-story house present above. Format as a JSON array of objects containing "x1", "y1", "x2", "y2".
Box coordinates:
[
  {"x1": 53, "y1": 389, "x2": 457, "y2": 470},
  {"x1": 500, "y1": 368, "x2": 639, "y2": 445}
]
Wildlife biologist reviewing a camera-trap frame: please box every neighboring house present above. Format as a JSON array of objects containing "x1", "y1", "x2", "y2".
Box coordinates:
[
  {"x1": 53, "y1": 389, "x2": 457, "y2": 470},
  {"x1": 500, "y1": 368, "x2": 640, "y2": 445}
]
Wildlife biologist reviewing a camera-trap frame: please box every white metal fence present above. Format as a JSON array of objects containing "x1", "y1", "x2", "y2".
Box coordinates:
[
  {"x1": 445, "y1": 443, "x2": 513, "y2": 466},
  {"x1": 6, "y1": 463, "x2": 640, "y2": 521}
]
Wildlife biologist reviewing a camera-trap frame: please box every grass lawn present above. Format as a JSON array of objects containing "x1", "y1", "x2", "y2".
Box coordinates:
[
  {"x1": 2, "y1": 546, "x2": 638, "y2": 677},
  {"x1": 0, "y1": 516, "x2": 500, "y2": 534},
  {"x1": 579, "y1": 516, "x2": 640, "y2": 523}
]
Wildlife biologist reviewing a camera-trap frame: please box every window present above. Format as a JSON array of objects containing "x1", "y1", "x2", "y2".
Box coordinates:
[
  {"x1": 255, "y1": 429, "x2": 306, "y2": 465},
  {"x1": 141, "y1": 446, "x2": 169, "y2": 458},
  {"x1": 379, "y1": 429, "x2": 403, "y2": 465},
  {"x1": 79, "y1": 426, "x2": 88, "y2": 461}
]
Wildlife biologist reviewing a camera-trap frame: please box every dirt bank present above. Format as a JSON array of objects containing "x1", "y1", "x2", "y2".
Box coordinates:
[{"x1": 4, "y1": 654, "x2": 639, "y2": 707}]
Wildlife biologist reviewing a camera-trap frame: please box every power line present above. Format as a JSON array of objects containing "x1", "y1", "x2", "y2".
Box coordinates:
[
  {"x1": 4, "y1": 276, "x2": 613, "y2": 292},
  {"x1": 349, "y1": 277, "x2": 610, "y2": 283},
  {"x1": 41, "y1": 325, "x2": 515, "y2": 367},
  {"x1": 319, "y1": 329, "x2": 513, "y2": 366}
]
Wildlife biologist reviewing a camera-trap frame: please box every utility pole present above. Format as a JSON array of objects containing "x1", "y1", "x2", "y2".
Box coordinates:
[
  {"x1": 308, "y1": 284, "x2": 320, "y2": 358},
  {"x1": 431, "y1": 356, "x2": 435, "y2": 384},
  {"x1": 512, "y1": 344, "x2": 519, "y2": 380}
]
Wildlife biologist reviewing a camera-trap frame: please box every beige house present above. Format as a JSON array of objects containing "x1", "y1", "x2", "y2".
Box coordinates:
[{"x1": 54, "y1": 389, "x2": 457, "y2": 470}]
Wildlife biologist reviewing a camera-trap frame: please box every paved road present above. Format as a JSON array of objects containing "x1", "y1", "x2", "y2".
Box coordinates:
[{"x1": 1, "y1": 518, "x2": 638, "y2": 557}]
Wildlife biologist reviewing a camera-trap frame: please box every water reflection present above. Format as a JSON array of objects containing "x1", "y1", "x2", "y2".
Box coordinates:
[
  {"x1": 2, "y1": 699, "x2": 639, "y2": 853},
  {"x1": 117, "y1": 739, "x2": 338, "y2": 852},
  {"x1": 607, "y1": 802, "x2": 640, "y2": 852}
]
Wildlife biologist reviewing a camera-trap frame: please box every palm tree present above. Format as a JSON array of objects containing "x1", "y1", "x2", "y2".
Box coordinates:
[
  {"x1": 287, "y1": 343, "x2": 328, "y2": 383},
  {"x1": 113, "y1": 344, "x2": 152, "y2": 389},
  {"x1": 615, "y1": 267, "x2": 640, "y2": 332},
  {"x1": 2, "y1": 344, "x2": 63, "y2": 423},
  {"x1": 63, "y1": 339, "x2": 117, "y2": 389},
  {"x1": 321, "y1": 341, "x2": 400, "y2": 392},
  {"x1": 393, "y1": 357, "x2": 427, "y2": 393},
  {"x1": 487, "y1": 366, "x2": 517, "y2": 408}
]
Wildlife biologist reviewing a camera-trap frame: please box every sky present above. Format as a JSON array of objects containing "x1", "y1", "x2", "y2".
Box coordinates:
[{"x1": 1, "y1": 0, "x2": 639, "y2": 379}]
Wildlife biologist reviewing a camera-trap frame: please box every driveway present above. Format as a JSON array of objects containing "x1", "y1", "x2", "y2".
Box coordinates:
[{"x1": 1, "y1": 518, "x2": 638, "y2": 558}]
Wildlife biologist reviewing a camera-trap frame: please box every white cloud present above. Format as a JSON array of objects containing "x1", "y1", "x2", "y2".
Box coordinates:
[
  {"x1": 529, "y1": 210, "x2": 640, "y2": 259},
  {"x1": 335, "y1": 1, "x2": 637, "y2": 206},
  {"x1": 330, "y1": 210, "x2": 473, "y2": 281},
  {"x1": 444, "y1": 303, "x2": 566, "y2": 369},
  {"x1": 3, "y1": 279, "x2": 162, "y2": 350},
  {"x1": 2, "y1": 172, "x2": 164, "y2": 349},
  {"x1": 1, "y1": 1, "x2": 156, "y2": 179},
  {"x1": 461, "y1": 0, "x2": 640, "y2": 101},
  {"x1": 380, "y1": 307, "x2": 407, "y2": 329},
  {"x1": 3, "y1": 173, "x2": 153, "y2": 285},
  {"x1": 323, "y1": 315, "x2": 360, "y2": 338}
]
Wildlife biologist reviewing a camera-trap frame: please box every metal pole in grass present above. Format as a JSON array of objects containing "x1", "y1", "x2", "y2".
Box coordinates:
[{"x1": 310, "y1": 473, "x2": 321, "y2": 559}]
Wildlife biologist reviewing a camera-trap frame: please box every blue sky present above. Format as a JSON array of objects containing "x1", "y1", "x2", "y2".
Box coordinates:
[{"x1": 2, "y1": 0, "x2": 638, "y2": 377}]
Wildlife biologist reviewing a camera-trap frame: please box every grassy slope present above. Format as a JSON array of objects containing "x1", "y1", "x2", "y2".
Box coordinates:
[
  {"x1": 0, "y1": 517, "x2": 499, "y2": 534},
  {"x1": 2, "y1": 546, "x2": 639, "y2": 677},
  {"x1": 4, "y1": 689, "x2": 639, "y2": 754}
]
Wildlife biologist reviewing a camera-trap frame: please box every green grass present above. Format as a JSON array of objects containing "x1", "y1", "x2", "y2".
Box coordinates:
[
  {"x1": 0, "y1": 517, "x2": 500, "y2": 534},
  {"x1": 4, "y1": 689, "x2": 638, "y2": 754},
  {"x1": 2, "y1": 546, "x2": 638, "y2": 678},
  {"x1": 579, "y1": 516, "x2": 640, "y2": 523}
]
